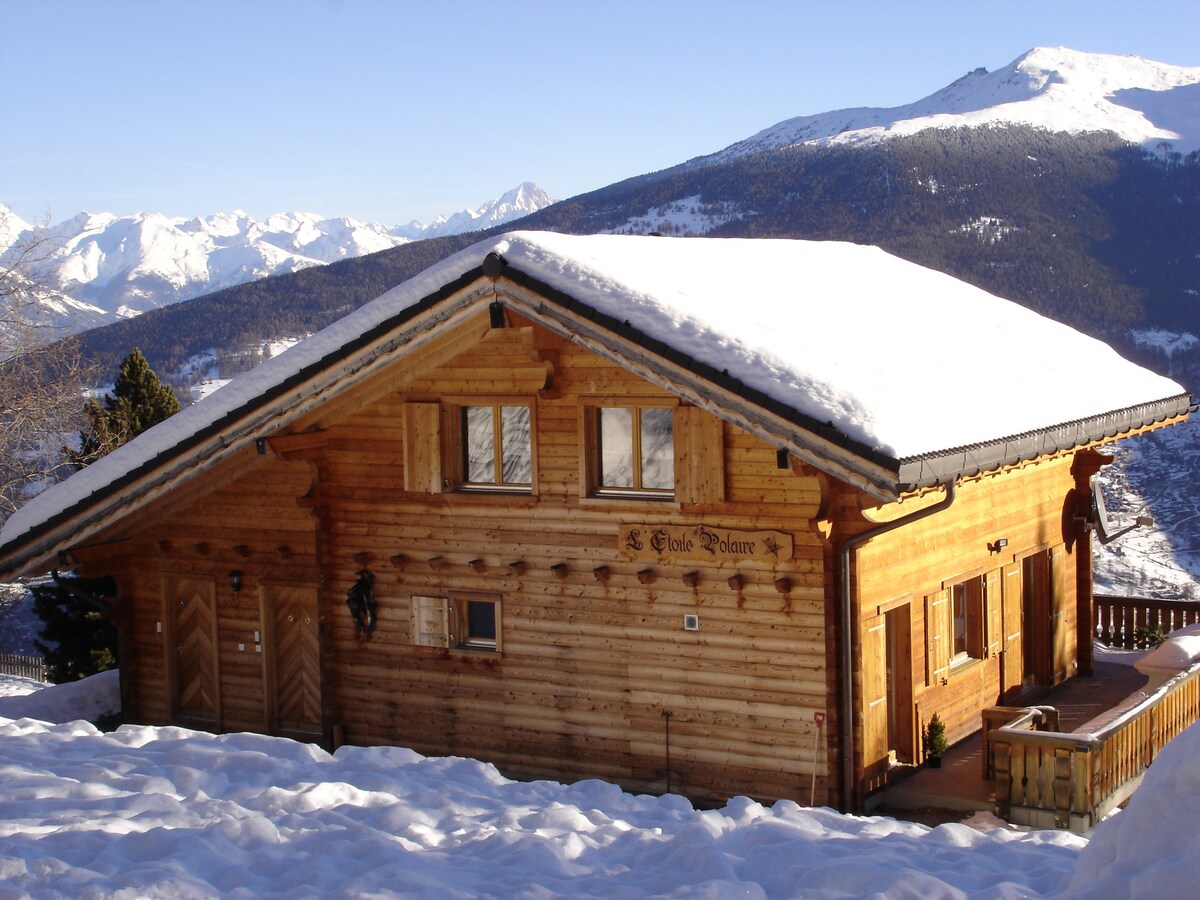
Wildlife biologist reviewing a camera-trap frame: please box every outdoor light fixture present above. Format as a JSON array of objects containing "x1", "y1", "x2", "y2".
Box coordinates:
[
  {"x1": 988, "y1": 538, "x2": 1009, "y2": 554},
  {"x1": 228, "y1": 570, "x2": 243, "y2": 594}
]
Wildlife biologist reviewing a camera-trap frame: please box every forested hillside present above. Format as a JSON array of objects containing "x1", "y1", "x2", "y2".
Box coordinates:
[{"x1": 75, "y1": 127, "x2": 1200, "y2": 393}]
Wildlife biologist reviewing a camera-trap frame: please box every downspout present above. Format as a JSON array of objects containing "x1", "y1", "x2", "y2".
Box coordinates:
[{"x1": 838, "y1": 479, "x2": 957, "y2": 811}]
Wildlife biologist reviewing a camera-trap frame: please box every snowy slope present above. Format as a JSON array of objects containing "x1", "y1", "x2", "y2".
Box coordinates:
[
  {"x1": 0, "y1": 183, "x2": 554, "y2": 332},
  {"x1": 713, "y1": 47, "x2": 1200, "y2": 161}
]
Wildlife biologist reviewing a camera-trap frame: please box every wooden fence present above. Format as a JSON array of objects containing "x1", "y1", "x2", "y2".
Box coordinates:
[
  {"x1": 0, "y1": 653, "x2": 46, "y2": 683},
  {"x1": 989, "y1": 660, "x2": 1200, "y2": 831},
  {"x1": 1094, "y1": 594, "x2": 1200, "y2": 649}
]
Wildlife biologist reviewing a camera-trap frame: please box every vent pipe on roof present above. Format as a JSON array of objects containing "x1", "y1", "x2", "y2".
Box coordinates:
[{"x1": 836, "y1": 480, "x2": 957, "y2": 812}]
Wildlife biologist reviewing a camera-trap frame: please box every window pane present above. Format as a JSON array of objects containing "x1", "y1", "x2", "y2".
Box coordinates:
[
  {"x1": 639, "y1": 407, "x2": 674, "y2": 491},
  {"x1": 598, "y1": 407, "x2": 634, "y2": 488},
  {"x1": 952, "y1": 583, "x2": 967, "y2": 657},
  {"x1": 465, "y1": 600, "x2": 496, "y2": 643},
  {"x1": 464, "y1": 407, "x2": 495, "y2": 483},
  {"x1": 500, "y1": 406, "x2": 531, "y2": 484}
]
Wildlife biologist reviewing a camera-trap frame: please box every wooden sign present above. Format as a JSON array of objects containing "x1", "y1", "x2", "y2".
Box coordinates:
[{"x1": 618, "y1": 523, "x2": 793, "y2": 562}]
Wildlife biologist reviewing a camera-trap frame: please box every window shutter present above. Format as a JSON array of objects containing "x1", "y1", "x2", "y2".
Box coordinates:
[
  {"x1": 674, "y1": 406, "x2": 725, "y2": 505},
  {"x1": 411, "y1": 596, "x2": 449, "y2": 647},
  {"x1": 985, "y1": 569, "x2": 1003, "y2": 658},
  {"x1": 925, "y1": 589, "x2": 950, "y2": 686},
  {"x1": 403, "y1": 402, "x2": 442, "y2": 493}
]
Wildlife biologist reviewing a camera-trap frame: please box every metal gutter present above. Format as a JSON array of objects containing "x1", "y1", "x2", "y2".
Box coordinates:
[
  {"x1": 837, "y1": 480, "x2": 957, "y2": 812},
  {"x1": 897, "y1": 396, "x2": 1195, "y2": 488}
]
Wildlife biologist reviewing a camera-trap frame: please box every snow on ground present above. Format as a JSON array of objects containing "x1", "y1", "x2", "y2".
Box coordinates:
[
  {"x1": 4, "y1": 670, "x2": 1200, "y2": 896},
  {"x1": 0, "y1": 678, "x2": 1088, "y2": 898},
  {"x1": 0, "y1": 669, "x2": 119, "y2": 723}
]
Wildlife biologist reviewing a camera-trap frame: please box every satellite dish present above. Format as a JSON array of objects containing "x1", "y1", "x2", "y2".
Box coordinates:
[{"x1": 1092, "y1": 480, "x2": 1153, "y2": 545}]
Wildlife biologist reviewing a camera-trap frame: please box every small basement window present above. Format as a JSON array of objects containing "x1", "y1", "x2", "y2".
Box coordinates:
[{"x1": 410, "y1": 593, "x2": 502, "y2": 653}]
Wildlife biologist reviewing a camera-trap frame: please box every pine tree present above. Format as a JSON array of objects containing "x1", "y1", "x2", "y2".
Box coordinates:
[
  {"x1": 32, "y1": 578, "x2": 118, "y2": 683},
  {"x1": 71, "y1": 348, "x2": 179, "y2": 467}
]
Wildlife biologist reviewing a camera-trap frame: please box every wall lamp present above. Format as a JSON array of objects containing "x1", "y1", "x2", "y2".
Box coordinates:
[
  {"x1": 988, "y1": 538, "x2": 1009, "y2": 554},
  {"x1": 228, "y1": 570, "x2": 243, "y2": 594}
]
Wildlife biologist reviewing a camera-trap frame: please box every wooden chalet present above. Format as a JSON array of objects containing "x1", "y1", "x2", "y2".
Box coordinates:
[{"x1": 0, "y1": 232, "x2": 1192, "y2": 812}]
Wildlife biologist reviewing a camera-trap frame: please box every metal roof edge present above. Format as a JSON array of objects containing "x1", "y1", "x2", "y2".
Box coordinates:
[{"x1": 896, "y1": 393, "x2": 1194, "y2": 488}]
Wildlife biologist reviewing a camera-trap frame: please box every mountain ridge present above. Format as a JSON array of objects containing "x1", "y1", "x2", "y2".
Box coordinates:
[
  {"x1": 0, "y1": 182, "x2": 554, "y2": 331},
  {"x1": 709, "y1": 47, "x2": 1200, "y2": 162}
]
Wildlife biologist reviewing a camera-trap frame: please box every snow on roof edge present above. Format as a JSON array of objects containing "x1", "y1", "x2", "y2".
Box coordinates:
[{"x1": 1, "y1": 231, "x2": 1189, "y2": 565}]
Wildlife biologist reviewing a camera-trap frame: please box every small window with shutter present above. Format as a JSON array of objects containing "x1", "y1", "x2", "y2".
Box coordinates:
[{"x1": 410, "y1": 593, "x2": 502, "y2": 654}]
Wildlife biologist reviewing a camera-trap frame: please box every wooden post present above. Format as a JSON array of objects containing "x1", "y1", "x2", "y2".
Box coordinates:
[{"x1": 1072, "y1": 450, "x2": 1111, "y2": 676}]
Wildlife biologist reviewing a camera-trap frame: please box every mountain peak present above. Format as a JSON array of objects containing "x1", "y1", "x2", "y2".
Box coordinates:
[
  {"x1": 390, "y1": 182, "x2": 555, "y2": 240},
  {"x1": 713, "y1": 47, "x2": 1200, "y2": 161}
]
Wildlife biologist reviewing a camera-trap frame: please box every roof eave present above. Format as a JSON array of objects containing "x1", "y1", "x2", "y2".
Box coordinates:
[{"x1": 897, "y1": 394, "x2": 1195, "y2": 488}]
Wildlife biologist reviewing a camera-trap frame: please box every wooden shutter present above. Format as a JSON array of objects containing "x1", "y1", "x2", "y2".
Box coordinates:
[
  {"x1": 403, "y1": 402, "x2": 442, "y2": 493},
  {"x1": 862, "y1": 614, "x2": 889, "y2": 772},
  {"x1": 674, "y1": 406, "x2": 725, "y2": 506},
  {"x1": 925, "y1": 589, "x2": 950, "y2": 686},
  {"x1": 1050, "y1": 545, "x2": 1071, "y2": 681},
  {"x1": 1001, "y1": 562, "x2": 1024, "y2": 698},
  {"x1": 411, "y1": 596, "x2": 449, "y2": 647},
  {"x1": 985, "y1": 569, "x2": 1003, "y2": 659}
]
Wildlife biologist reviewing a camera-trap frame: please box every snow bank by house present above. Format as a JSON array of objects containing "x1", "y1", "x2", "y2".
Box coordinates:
[
  {"x1": 0, "y1": 669, "x2": 120, "y2": 722},
  {"x1": 1064, "y1": 718, "x2": 1200, "y2": 898}
]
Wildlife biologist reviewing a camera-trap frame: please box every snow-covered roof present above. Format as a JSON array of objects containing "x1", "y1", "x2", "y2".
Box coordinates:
[{"x1": 0, "y1": 231, "x2": 1190, "y2": 571}]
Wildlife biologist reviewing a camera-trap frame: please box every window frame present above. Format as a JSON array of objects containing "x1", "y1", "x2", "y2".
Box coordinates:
[
  {"x1": 444, "y1": 397, "x2": 537, "y2": 495},
  {"x1": 410, "y1": 592, "x2": 503, "y2": 655},
  {"x1": 581, "y1": 398, "x2": 678, "y2": 501},
  {"x1": 948, "y1": 575, "x2": 986, "y2": 667}
]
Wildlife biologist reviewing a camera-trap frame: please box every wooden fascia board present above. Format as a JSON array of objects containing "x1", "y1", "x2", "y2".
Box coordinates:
[
  {"x1": 0, "y1": 277, "x2": 499, "y2": 578},
  {"x1": 493, "y1": 280, "x2": 905, "y2": 502}
]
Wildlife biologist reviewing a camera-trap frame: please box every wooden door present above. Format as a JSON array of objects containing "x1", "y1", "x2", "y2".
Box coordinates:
[
  {"x1": 1023, "y1": 552, "x2": 1053, "y2": 686},
  {"x1": 265, "y1": 584, "x2": 321, "y2": 735},
  {"x1": 165, "y1": 575, "x2": 219, "y2": 724},
  {"x1": 1000, "y1": 562, "x2": 1024, "y2": 701}
]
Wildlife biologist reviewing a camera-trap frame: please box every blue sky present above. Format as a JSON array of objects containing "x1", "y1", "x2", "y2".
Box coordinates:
[{"x1": 4, "y1": 0, "x2": 1198, "y2": 227}]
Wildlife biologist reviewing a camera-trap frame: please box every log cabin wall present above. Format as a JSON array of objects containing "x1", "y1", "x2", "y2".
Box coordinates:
[
  {"x1": 301, "y1": 317, "x2": 832, "y2": 804},
  {"x1": 70, "y1": 312, "x2": 838, "y2": 807},
  {"x1": 843, "y1": 453, "x2": 1080, "y2": 793},
  {"x1": 85, "y1": 455, "x2": 320, "y2": 733}
]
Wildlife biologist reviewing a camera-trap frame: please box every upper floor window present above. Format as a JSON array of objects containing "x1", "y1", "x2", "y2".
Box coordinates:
[
  {"x1": 457, "y1": 402, "x2": 533, "y2": 491},
  {"x1": 589, "y1": 405, "x2": 674, "y2": 498}
]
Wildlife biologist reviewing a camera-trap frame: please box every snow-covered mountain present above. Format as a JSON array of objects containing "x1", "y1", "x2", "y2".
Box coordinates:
[
  {"x1": 392, "y1": 182, "x2": 554, "y2": 239},
  {"x1": 714, "y1": 47, "x2": 1200, "y2": 161},
  {"x1": 0, "y1": 182, "x2": 554, "y2": 332}
]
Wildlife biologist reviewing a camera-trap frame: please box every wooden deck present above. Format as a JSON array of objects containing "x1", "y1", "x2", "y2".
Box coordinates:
[{"x1": 872, "y1": 662, "x2": 1151, "y2": 818}]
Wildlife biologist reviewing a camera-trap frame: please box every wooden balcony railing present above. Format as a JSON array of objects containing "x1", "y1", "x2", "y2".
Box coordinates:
[
  {"x1": 1095, "y1": 594, "x2": 1200, "y2": 649},
  {"x1": 988, "y1": 660, "x2": 1200, "y2": 831}
]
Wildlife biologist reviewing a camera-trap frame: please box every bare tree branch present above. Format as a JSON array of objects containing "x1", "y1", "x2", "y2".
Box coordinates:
[{"x1": 0, "y1": 209, "x2": 92, "y2": 522}]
